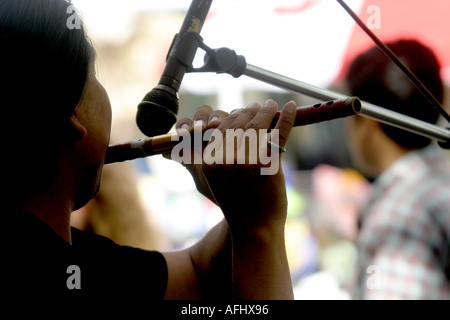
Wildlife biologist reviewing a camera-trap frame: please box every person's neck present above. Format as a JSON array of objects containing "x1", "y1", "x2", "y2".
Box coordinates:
[
  {"x1": 373, "y1": 138, "x2": 411, "y2": 178},
  {"x1": 20, "y1": 195, "x2": 73, "y2": 244},
  {"x1": 18, "y1": 171, "x2": 76, "y2": 244}
]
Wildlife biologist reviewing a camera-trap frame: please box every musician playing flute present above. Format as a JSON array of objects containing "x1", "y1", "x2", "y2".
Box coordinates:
[{"x1": 1, "y1": 0, "x2": 295, "y2": 301}]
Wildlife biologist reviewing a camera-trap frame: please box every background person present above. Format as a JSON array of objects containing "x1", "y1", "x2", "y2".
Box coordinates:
[{"x1": 345, "y1": 39, "x2": 450, "y2": 299}]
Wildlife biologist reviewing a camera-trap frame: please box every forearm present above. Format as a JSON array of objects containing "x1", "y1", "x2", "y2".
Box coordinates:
[
  {"x1": 231, "y1": 226, "x2": 294, "y2": 300},
  {"x1": 190, "y1": 219, "x2": 294, "y2": 300},
  {"x1": 189, "y1": 220, "x2": 233, "y2": 299}
]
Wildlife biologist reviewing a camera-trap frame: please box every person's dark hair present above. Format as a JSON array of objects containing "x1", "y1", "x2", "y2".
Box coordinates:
[
  {"x1": 0, "y1": 0, "x2": 92, "y2": 139},
  {"x1": 1, "y1": 0, "x2": 93, "y2": 197},
  {"x1": 346, "y1": 39, "x2": 443, "y2": 149}
]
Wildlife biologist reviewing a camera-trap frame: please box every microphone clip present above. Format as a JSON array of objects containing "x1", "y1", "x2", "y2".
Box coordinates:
[
  {"x1": 167, "y1": 32, "x2": 204, "y2": 73},
  {"x1": 188, "y1": 42, "x2": 247, "y2": 78}
]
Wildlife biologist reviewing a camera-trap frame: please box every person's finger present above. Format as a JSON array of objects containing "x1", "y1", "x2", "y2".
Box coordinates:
[
  {"x1": 207, "y1": 110, "x2": 228, "y2": 129},
  {"x1": 226, "y1": 102, "x2": 261, "y2": 130},
  {"x1": 244, "y1": 99, "x2": 279, "y2": 130},
  {"x1": 217, "y1": 103, "x2": 261, "y2": 160},
  {"x1": 192, "y1": 105, "x2": 214, "y2": 132},
  {"x1": 176, "y1": 118, "x2": 194, "y2": 132},
  {"x1": 214, "y1": 108, "x2": 243, "y2": 133},
  {"x1": 272, "y1": 101, "x2": 297, "y2": 148}
]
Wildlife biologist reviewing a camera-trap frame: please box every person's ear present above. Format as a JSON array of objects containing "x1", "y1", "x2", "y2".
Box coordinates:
[{"x1": 67, "y1": 112, "x2": 87, "y2": 142}]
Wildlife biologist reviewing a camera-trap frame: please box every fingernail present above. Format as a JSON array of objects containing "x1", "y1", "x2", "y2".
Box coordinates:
[
  {"x1": 264, "y1": 99, "x2": 277, "y2": 109},
  {"x1": 285, "y1": 101, "x2": 297, "y2": 113},
  {"x1": 231, "y1": 109, "x2": 243, "y2": 115},
  {"x1": 210, "y1": 116, "x2": 220, "y2": 122},
  {"x1": 194, "y1": 120, "x2": 205, "y2": 132},
  {"x1": 178, "y1": 123, "x2": 191, "y2": 137},
  {"x1": 246, "y1": 102, "x2": 260, "y2": 110},
  {"x1": 194, "y1": 120, "x2": 204, "y2": 128}
]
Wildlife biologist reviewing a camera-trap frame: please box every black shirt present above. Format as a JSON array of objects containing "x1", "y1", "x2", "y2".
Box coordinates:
[{"x1": 3, "y1": 209, "x2": 168, "y2": 299}]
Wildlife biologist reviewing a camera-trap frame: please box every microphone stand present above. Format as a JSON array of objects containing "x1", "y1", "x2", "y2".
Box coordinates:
[{"x1": 188, "y1": 45, "x2": 450, "y2": 149}]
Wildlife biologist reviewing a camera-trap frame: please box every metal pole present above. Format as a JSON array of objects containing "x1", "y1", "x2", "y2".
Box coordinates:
[{"x1": 245, "y1": 64, "x2": 450, "y2": 143}]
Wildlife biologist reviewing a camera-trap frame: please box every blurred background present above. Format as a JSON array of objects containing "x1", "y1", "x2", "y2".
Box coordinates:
[{"x1": 70, "y1": 0, "x2": 450, "y2": 299}]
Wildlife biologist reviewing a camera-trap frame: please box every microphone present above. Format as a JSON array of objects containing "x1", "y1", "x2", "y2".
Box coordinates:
[{"x1": 136, "y1": 0, "x2": 213, "y2": 137}]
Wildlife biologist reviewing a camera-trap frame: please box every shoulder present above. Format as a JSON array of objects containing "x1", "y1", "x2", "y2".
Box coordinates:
[{"x1": 70, "y1": 228, "x2": 168, "y2": 299}]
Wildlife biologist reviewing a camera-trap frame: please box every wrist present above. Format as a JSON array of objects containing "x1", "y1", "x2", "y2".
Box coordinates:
[
  {"x1": 230, "y1": 221, "x2": 286, "y2": 244},
  {"x1": 229, "y1": 221, "x2": 293, "y2": 300}
]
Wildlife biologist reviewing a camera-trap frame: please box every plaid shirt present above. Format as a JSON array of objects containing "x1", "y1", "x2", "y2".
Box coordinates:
[{"x1": 354, "y1": 145, "x2": 450, "y2": 300}]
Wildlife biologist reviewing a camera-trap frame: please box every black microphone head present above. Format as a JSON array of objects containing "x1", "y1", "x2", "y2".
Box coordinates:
[{"x1": 136, "y1": 87, "x2": 179, "y2": 137}]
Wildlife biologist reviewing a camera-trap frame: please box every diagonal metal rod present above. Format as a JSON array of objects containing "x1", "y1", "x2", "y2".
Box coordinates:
[{"x1": 336, "y1": 0, "x2": 450, "y2": 124}]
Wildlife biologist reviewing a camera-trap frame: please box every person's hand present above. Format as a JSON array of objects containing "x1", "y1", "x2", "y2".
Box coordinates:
[
  {"x1": 200, "y1": 99, "x2": 297, "y2": 236},
  {"x1": 164, "y1": 100, "x2": 297, "y2": 300},
  {"x1": 167, "y1": 99, "x2": 297, "y2": 234},
  {"x1": 166, "y1": 105, "x2": 228, "y2": 204}
]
